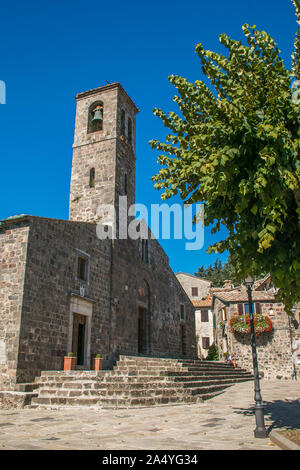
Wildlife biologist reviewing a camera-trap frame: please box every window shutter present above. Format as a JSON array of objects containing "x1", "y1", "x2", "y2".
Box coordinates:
[
  {"x1": 255, "y1": 303, "x2": 262, "y2": 314},
  {"x1": 201, "y1": 309, "x2": 209, "y2": 322},
  {"x1": 238, "y1": 303, "x2": 244, "y2": 315},
  {"x1": 192, "y1": 287, "x2": 198, "y2": 297}
]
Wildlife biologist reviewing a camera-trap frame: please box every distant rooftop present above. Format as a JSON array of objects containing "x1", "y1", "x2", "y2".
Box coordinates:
[{"x1": 176, "y1": 272, "x2": 211, "y2": 284}]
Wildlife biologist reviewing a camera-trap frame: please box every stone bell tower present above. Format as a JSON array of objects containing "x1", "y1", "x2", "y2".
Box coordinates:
[{"x1": 69, "y1": 83, "x2": 139, "y2": 224}]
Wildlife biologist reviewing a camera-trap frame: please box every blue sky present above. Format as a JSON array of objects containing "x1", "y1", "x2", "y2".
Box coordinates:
[{"x1": 0, "y1": 0, "x2": 296, "y2": 275}]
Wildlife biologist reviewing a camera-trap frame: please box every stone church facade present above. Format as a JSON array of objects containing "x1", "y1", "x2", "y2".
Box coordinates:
[{"x1": 0, "y1": 83, "x2": 197, "y2": 391}]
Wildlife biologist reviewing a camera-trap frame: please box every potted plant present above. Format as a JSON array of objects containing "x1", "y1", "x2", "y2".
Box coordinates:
[
  {"x1": 64, "y1": 352, "x2": 77, "y2": 371},
  {"x1": 93, "y1": 354, "x2": 103, "y2": 371}
]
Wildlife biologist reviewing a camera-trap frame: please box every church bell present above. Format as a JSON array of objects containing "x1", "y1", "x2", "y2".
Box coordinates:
[{"x1": 92, "y1": 106, "x2": 103, "y2": 123}]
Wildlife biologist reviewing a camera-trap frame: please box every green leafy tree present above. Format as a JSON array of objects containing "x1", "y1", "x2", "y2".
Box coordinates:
[
  {"x1": 194, "y1": 256, "x2": 242, "y2": 287},
  {"x1": 150, "y1": 1, "x2": 300, "y2": 312},
  {"x1": 206, "y1": 343, "x2": 219, "y2": 361}
]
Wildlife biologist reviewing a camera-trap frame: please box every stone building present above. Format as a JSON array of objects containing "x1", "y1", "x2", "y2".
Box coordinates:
[
  {"x1": 175, "y1": 273, "x2": 213, "y2": 358},
  {"x1": 193, "y1": 298, "x2": 214, "y2": 359},
  {"x1": 176, "y1": 269, "x2": 300, "y2": 379},
  {"x1": 0, "y1": 83, "x2": 197, "y2": 392},
  {"x1": 213, "y1": 279, "x2": 300, "y2": 380},
  {"x1": 176, "y1": 272, "x2": 211, "y2": 301}
]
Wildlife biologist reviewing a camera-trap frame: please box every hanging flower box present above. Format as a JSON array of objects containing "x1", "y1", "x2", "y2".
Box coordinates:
[{"x1": 230, "y1": 314, "x2": 272, "y2": 336}]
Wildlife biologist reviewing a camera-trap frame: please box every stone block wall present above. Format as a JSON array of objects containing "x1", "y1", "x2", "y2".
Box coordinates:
[
  {"x1": 176, "y1": 273, "x2": 211, "y2": 301},
  {"x1": 69, "y1": 83, "x2": 138, "y2": 224},
  {"x1": 195, "y1": 308, "x2": 214, "y2": 359},
  {"x1": 0, "y1": 217, "x2": 112, "y2": 387},
  {"x1": 0, "y1": 215, "x2": 197, "y2": 390},
  {"x1": 110, "y1": 234, "x2": 197, "y2": 362},
  {"x1": 215, "y1": 299, "x2": 296, "y2": 380},
  {"x1": 0, "y1": 222, "x2": 29, "y2": 390}
]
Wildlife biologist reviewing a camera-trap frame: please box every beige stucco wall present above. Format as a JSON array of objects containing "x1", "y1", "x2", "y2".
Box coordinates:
[
  {"x1": 195, "y1": 308, "x2": 214, "y2": 358},
  {"x1": 176, "y1": 273, "x2": 211, "y2": 300}
]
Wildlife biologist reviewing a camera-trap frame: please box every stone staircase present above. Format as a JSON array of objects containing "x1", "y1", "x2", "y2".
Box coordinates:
[{"x1": 29, "y1": 355, "x2": 253, "y2": 409}]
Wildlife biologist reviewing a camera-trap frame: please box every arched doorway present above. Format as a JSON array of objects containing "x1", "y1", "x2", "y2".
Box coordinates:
[{"x1": 137, "y1": 280, "x2": 150, "y2": 355}]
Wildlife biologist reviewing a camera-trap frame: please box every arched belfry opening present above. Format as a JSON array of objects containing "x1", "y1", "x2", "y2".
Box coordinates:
[
  {"x1": 87, "y1": 101, "x2": 104, "y2": 133},
  {"x1": 137, "y1": 280, "x2": 151, "y2": 355}
]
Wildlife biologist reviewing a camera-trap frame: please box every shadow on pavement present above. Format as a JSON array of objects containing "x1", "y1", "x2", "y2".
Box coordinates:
[{"x1": 232, "y1": 399, "x2": 300, "y2": 432}]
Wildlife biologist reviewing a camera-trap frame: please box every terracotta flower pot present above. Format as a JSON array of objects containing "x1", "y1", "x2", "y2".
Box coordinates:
[
  {"x1": 64, "y1": 356, "x2": 77, "y2": 371},
  {"x1": 93, "y1": 357, "x2": 103, "y2": 371}
]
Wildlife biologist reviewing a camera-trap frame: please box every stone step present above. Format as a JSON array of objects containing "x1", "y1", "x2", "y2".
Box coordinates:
[
  {"x1": 35, "y1": 377, "x2": 252, "y2": 399},
  {"x1": 36, "y1": 372, "x2": 251, "y2": 387},
  {"x1": 115, "y1": 364, "x2": 184, "y2": 370},
  {"x1": 168, "y1": 369, "x2": 251, "y2": 377},
  {"x1": 116, "y1": 363, "x2": 231, "y2": 371},
  {"x1": 119, "y1": 356, "x2": 230, "y2": 364},
  {"x1": 118, "y1": 355, "x2": 180, "y2": 363},
  {"x1": 181, "y1": 365, "x2": 237, "y2": 371},
  {"x1": 118, "y1": 356, "x2": 236, "y2": 368},
  {"x1": 110, "y1": 370, "x2": 241, "y2": 378},
  {"x1": 39, "y1": 370, "x2": 105, "y2": 377},
  {"x1": 117, "y1": 360, "x2": 235, "y2": 370},
  {"x1": 37, "y1": 387, "x2": 188, "y2": 399},
  {"x1": 117, "y1": 359, "x2": 181, "y2": 366},
  {"x1": 36, "y1": 381, "x2": 183, "y2": 391},
  {"x1": 30, "y1": 394, "x2": 201, "y2": 408},
  {"x1": 172, "y1": 373, "x2": 253, "y2": 382},
  {"x1": 30, "y1": 382, "x2": 235, "y2": 408},
  {"x1": 35, "y1": 375, "x2": 252, "y2": 391},
  {"x1": 36, "y1": 368, "x2": 252, "y2": 382},
  {"x1": 29, "y1": 355, "x2": 254, "y2": 409}
]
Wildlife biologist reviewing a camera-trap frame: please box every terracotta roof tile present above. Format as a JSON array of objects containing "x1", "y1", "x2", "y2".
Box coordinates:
[
  {"x1": 210, "y1": 287, "x2": 239, "y2": 292},
  {"x1": 213, "y1": 290, "x2": 276, "y2": 303},
  {"x1": 192, "y1": 299, "x2": 213, "y2": 308}
]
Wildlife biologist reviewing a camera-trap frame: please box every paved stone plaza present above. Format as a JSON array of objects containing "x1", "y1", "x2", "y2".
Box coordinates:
[{"x1": 0, "y1": 379, "x2": 299, "y2": 450}]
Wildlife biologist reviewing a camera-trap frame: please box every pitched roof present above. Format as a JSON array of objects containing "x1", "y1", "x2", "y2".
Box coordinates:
[
  {"x1": 213, "y1": 290, "x2": 276, "y2": 303},
  {"x1": 176, "y1": 272, "x2": 211, "y2": 284},
  {"x1": 254, "y1": 273, "x2": 271, "y2": 290},
  {"x1": 192, "y1": 299, "x2": 213, "y2": 308},
  {"x1": 210, "y1": 287, "x2": 239, "y2": 292}
]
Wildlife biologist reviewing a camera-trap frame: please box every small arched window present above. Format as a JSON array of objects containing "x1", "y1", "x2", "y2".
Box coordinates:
[
  {"x1": 127, "y1": 117, "x2": 132, "y2": 145},
  {"x1": 120, "y1": 110, "x2": 125, "y2": 136},
  {"x1": 87, "y1": 101, "x2": 103, "y2": 134},
  {"x1": 89, "y1": 168, "x2": 95, "y2": 188}
]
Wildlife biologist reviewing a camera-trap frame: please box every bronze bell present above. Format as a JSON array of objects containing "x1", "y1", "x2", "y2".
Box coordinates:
[{"x1": 92, "y1": 106, "x2": 103, "y2": 123}]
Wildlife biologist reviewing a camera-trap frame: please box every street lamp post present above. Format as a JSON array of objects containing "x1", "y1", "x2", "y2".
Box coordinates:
[{"x1": 244, "y1": 275, "x2": 268, "y2": 438}]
